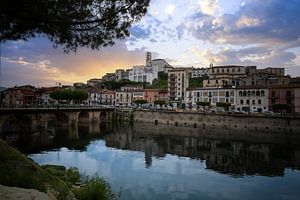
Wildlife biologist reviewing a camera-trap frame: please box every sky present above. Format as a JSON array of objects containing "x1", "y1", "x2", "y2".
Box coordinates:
[{"x1": 1, "y1": 0, "x2": 300, "y2": 87}]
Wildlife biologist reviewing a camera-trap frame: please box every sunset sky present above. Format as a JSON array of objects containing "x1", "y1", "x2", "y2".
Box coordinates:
[{"x1": 1, "y1": 0, "x2": 300, "y2": 87}]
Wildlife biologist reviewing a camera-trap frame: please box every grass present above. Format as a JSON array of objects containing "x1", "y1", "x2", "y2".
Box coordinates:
[
  {"x1": 74, "y1": 177, "x2": 115, "y2": 200},
  {"x1": 0, "y1": 139, "x2": 70, "y2": 199}
]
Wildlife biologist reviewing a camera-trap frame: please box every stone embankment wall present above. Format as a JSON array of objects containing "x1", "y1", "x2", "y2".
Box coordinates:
[{"x1": 133, "y1": 111, "x2": 300, "y2": 134}]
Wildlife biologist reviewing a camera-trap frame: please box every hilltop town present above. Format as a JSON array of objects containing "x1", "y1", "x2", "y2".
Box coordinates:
[{"x1": 1, "y1": 52, "x2": 300, "y2": 114}]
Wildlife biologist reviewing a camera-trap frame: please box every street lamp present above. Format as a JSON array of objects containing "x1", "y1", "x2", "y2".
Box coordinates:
[{"x1": 56, "y1": 82, "x2": 61, "y2": 109}]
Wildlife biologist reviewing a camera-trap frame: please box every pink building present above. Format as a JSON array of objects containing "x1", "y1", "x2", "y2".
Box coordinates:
[
  {"x1": 144, "y1": 89, "x2": 158, "y2": 103},
  {"x1": 269, "y1": 84, "x2": 300, "y2": 113}
]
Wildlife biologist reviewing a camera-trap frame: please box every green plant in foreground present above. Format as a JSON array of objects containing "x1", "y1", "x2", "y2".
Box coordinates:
[{"x1": 74, "y1": 177, "x2": 116, "y2": 200}]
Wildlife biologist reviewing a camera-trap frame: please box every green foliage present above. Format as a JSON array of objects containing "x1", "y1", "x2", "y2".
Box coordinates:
[
  {"x1": 134, "y1": 99, "x2": 147, "y2": 105},
  {"x1": 0, "y1": 0, "x2": 150, "y2": 52},
  {"x1": 72, "y1": 89, "x2": 88, "y2": 103},
  {"x1": 42, "y1": 165, "x2": 80, "y2": 188},
  {"x1": 147, "y1": 72, "x2": 168, "y2": 89},
  {"x1": 74, "y1": 177, "x2": 115, "y2": 200},
  {"x1": 50, "y1": 89, "x2": 88, "y2": 104},
  {"x1": 196, "y1": 101, "x2": 211, "y2": 107},
  {"x1": 154, "y1": 100, "x2": 166, "y2": 105},
  {"x1": 216, "y1": 102, "x2": 231, "y2": 111},
  {"x1": 189, "y1": 75, "x2": 208, "y2": 88},
  {"x1": 0, "y1": 139, "x2": 69, "y2": 199}
]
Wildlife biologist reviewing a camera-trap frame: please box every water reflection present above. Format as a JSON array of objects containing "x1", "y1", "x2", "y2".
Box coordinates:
[{"x1": 2, "y1": 122, "x2": 300, "y2": 177}]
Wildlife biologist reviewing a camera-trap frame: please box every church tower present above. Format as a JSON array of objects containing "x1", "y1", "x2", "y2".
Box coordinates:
[{"x1": 146, "y1": 52, "x2": 152, "y2": 66}]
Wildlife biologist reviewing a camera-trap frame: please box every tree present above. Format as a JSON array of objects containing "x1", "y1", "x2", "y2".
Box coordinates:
[
  {"x1": 196, "y1": 101, "x2": 211, "y2": 111},
  {"x1": 134, "y1": 99, "x2": 147, "y2": 107},
  {"x1": 216, "y1": 102, "x2": 231, "y2": 114},
  {"x1": 72, "y1": 89, "x2": 88, "y2": 104},
  {"x1": 0, "y1": 0, "x2": 150, "y2": 52}
]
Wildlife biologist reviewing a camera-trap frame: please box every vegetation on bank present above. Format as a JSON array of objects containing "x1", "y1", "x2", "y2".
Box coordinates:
[{"x1": 0, "y1": 139, "x2": 115, "y2": 200}]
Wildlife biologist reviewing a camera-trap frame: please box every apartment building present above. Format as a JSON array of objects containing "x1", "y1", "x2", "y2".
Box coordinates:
[
  {"x1": 101, "y1": 90, "x2": 115, "y2": 106},
  {"x1": 186, "y1": 88, "x2": 235, "y2": 108},
  {"x1": 168, "y1": 68, "x2": 192, "y2": 103},
  {"x1": 268, "y1": 85, "x2": 300, "y2": 113},
  {"x1": 235, "y1": 86, "x2": 269, "y2": 112}
]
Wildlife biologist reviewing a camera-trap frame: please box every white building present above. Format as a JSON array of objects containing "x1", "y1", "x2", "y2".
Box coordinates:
[
  {"x1": 101, "y1": 90, "x2": 115, "y2": 105},
  {"x1": 128, "y1": 52, "x2": 173, "y2": 84},
  {"x1": 115, "y1": 90, "x2": 132, "y2": 107},
  {"x1": 86, "y1": 87, "x2": 102, "y2": 106},
  {"x1": 191, "y1": 68, "x2": 208, "y2": 78},
  {"x1": 235, "y1": 86, "x2": 269, "y2": 112},
  {"x1": 185, "y1": 88, "x2": 235, "y2": 109},
  {"x1": 128, "y1": 65, "x2": 154, "y2": 83}
]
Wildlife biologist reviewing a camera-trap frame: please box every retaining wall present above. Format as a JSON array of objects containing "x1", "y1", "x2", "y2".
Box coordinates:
[{"x1": 133, "y1": 111, "x2": 300, "y2": 134}]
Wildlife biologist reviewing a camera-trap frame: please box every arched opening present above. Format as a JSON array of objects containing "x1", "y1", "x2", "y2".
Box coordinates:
[
  {"x1": 100, "y1": 111, "x2": 108, "y2": 122},
  {"x1": 2, "y1": 114, "x2": 32, "y2": 134},
  {"x1": 54, "y1": 112, "x2": 69, "y2": 126},
  {"x1": 78, "y1": 111, "x2": 89, "y2": 123}
]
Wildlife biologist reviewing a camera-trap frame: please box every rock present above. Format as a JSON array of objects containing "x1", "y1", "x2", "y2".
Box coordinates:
[{"x1": 0, "y1": 184, "x2": 52, "y2": 200}]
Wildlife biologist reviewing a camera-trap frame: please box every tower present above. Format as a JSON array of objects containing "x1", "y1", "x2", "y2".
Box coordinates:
[{"x1": 146, "y1": 52, "x2": 152, "y2": 66}]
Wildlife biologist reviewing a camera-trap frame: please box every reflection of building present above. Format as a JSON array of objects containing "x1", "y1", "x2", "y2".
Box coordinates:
[{"x1": 102, "y1": 124, "x2": 300, "y2": 176}]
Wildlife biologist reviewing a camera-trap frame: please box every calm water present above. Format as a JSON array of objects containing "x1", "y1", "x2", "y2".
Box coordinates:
[{"x1": 4, "y1": 123, "x2": 300, "y2": 200}]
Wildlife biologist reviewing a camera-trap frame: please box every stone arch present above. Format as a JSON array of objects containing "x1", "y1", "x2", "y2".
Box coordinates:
[
  {"x1": 78, "y1": 111, "x2": 90, "y2": 123},
  {"x1": 100, "y1": 111, "x2": 108, "y2": 122},
  {"x1": 2, "y1": 114, "x2": 32, "y2": 134},
  {"x1": 54, "y1": 112, "x2": 69, "y2": 125}
]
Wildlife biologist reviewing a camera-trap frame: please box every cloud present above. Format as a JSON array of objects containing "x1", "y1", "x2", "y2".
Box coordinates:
[
  {"x1": 2, "y1": 38, "x2": 147, "y2": 87},
  {"x1": 165, "y1": 4, "x2": 175, "y2": 15},
  {"x1": 199, "y1": 0, "x2": 220, "y2": 16},
  {"x1": 192, "y1": 0, "x2": 300, "y2": 46}
]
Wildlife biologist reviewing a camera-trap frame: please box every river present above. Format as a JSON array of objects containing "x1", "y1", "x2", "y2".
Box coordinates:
[{"x1": 3, "y1": 122, "x2": 300, "y2": 200}]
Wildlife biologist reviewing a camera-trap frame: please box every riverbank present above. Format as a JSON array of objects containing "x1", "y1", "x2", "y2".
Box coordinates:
[
  {"x1": 133, "y1": 110, "x2": 300, "y2": 133},
  {"x1": 0, "y1": 138, "x2": 115, "y2": 200}
]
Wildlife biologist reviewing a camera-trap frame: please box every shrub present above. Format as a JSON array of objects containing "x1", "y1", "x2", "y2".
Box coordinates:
[{"x1": 74, "y1": 177, "x2": 115, "y2": 200}]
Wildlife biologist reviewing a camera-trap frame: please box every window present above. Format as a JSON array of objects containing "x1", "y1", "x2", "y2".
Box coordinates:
[
  {"x1": 240, "y1": 99, "x2": 244, "y2": 104},
  {"x1": 222, "y1": 69, "x2": 224, "y2": 72},
  {"x1": 246, "y1": 99, "x2": 249, "y2": 105},
  {"x1": 227, "y1": 69, "x2": 229, "y2": 73},
  {"x1": 216, "y1": 79, "x2": 218, "y2": 84},
  {"x1": 238, "y1": 68, "x2": 241, "y2": 72},
  {"x1": 261, "y1": 91, "x2": 265, "y2": 96},
  {"x1": 252, "y1": 100, "x2": 255, "y2": 105},
  {"x1": 252, "y1": 91, "x2": 255, "y2": 96},
  {"x1": 271, "y1": 91, "x2": 275, "y2": 97},
  {"x1": 258, "y1": 99, "x2": 261, "y2": 104},
  {"x1": 271, "y1": 99, "x2": 275, "y2": 104},
  {"x1": 239, "y1": 91, "x2": 242, "y2": 96}
]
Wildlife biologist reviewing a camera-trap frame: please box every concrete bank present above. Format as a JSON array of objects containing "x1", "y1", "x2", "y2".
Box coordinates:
[{"x1": 133, "y1": 110, "x2": 300, "y2": 134}]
